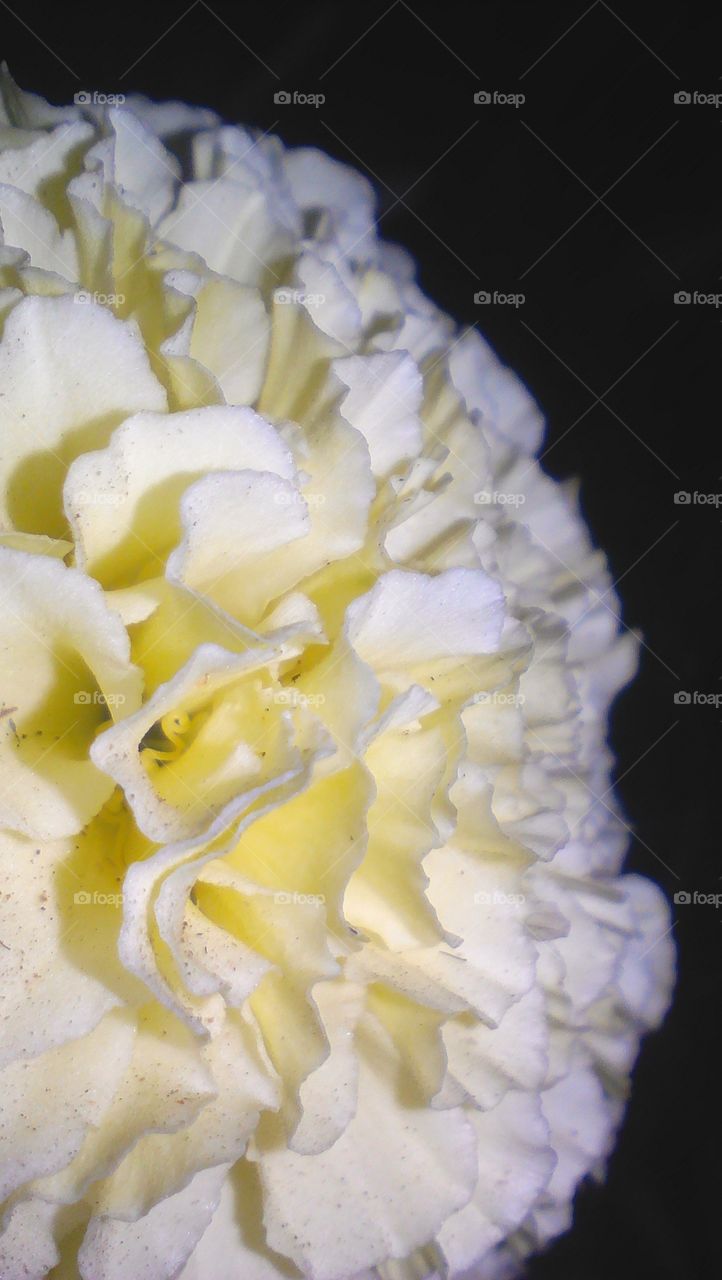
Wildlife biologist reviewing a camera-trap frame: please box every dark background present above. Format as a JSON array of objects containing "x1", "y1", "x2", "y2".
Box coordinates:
[{"x1": 2, "y1": 2, "x2": 718, "y2": 1277}]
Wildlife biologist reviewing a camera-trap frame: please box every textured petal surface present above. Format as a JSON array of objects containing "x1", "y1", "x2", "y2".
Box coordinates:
[
  {"x1": 257, "y1": 1018, "x2": 478, "y2": 1280},
  {"x1": 0, "y1": 294, "x2": 166, "y2": 535}
]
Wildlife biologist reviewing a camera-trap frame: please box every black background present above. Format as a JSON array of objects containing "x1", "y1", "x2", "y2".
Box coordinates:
[{"x1": 2, "y1": 3, "x2": 718, "y2": 1277}]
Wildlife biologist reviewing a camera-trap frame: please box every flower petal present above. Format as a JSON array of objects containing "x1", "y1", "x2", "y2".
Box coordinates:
[
  {"x1": 78, "y1": 1163, "x2": 230, "y2": 1280},
  {"x1": 65, "y1": 405, "x2": 293, "y2": 587},
  {"x1": 0, "y1": 1010, "x2": 134, "y2": 1199},
  {"x1": 257, "y1": 1015, "x2": 477, "y2": 1280},
  {"x1": 437, "y1": 1091, "x2": 554, "y2": 1274},
  {"x1": 0, "y1": 294, "x2": 166, "y2": 536},
  {"x1": 0, "y1": 547, "x2": 142, "y2": 838}
]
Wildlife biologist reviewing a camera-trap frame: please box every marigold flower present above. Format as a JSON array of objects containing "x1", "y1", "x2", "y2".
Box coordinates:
[{"x1": 0, "y1": 68, "x2": 673, "y2": 1280}]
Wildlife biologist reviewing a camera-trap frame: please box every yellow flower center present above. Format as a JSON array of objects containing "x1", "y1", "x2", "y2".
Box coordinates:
[{"x1": 140, "y1": 709, "x2": 193, "y2": 766}]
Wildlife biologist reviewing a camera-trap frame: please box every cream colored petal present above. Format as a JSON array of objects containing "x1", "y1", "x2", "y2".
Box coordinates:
[
  {"x1": 170, "y1": 416, "x2": 374, "y2": 619},
  {"x1": 161, "y1": 897, "x2": 272, "y2": 1010},
  {"x1": 284, "y1": 147, "x2": 376, "y2": 262},
  {"x1": 437, "y1": 987, "x2": 548, "y2": 1112},
  {"x1": 104, "y1": 105, "x2": 179, "y2": 224},
  {"x1": 0, "y1": 824, "x2": 140, "y2": 1068},
  {"x1": 158, "y1": 177, "x2": 296, "y2": 287},
  {"x1": 437, "y1": 1092, "x2": 554, "y2": 1274},
  {"x1": 295, "y1": 249, "x2": 362, "y2": 346},
  {"x1": 346, "y1": 568, "x2": 505, "y2": 673},
  {"x1": 536, "y1": 1058, "x2": 615, "y2": 1211},
  {"x1": 274, "y1": 411, "x2": 374, "y2": 584},
  {"x1": 518, "y1": 620, "x2": 579, "y2": 763},
  {"x1": 117, "y1": 729, "x2": 328, "y2": 1031},
  {"x1": 334, "y1": 351, "x2": 423, "y2": 478},
  {"x1": 397, "y1": 490, "x2": 488, "y2": 578},
  {"x1": 529, "y1": 868, "x2": 635, "y2": 1014},
  {"x1": 0, "y1": 294, "x2": 166, "y2": 536},
  {"x1": 194, "y1": 860, "x2": 338, "y2": 1134},
  {"x1": 0, "y1": 531, "x2": 71, "y2": 558},
  {"x1": 347, "y1": 834, "x2": 536, "y2": 1027},
  {"x1": 87, "y1": 1013, "x2": 276, "y2": 1219},
  {"x1": 0, "y1": 1198, "x2": 63, "y2": 1280},
  {"x1": 366, "y1": 985, "x2": 446, "y2": 1105},
  {"x1": 0, "y1": 1010, "x2": 134, "y2": 1199},
  {"x1": 167, "y1": 470, "x2": 310, "y2": 625},
  {"x1": 178, "y1": 1161, "x2": 303, "y2": 1280},
  {"x1": 448, "y1": 328, "x2": 544, "y2": 457},
  {"x1": 226, "y1": 757, "x2": 374, "y2": 940},
  {"x1": 122, "y1": 96, "x2": 218, "y2": 141},
  {"x1": 486, "y1": 761, "x2": 568, "y2": 862},
  {"x1": 257, "y1": 297, "x2": 345, "y2": 423},
  {"x1": 189, "y1": 277, "x2": 270, "y2": 405},
  {"x1": 0, "y1": 184, "x2": 77, "y2": 277},
  {"x1": 0, "y1": 547, "x2": 142, "y2": 839},
  {"x1": 258, "y1": 308, "x2": 375, "y2": 584},
  {"x1": 31, "y1": 1003, "x2": 216, "y2": 1205},
  {"x1": 259, "y1": 590, "x2": 326, "y2": 641},
  {"x1": 0, "y1": 65, "x2": 82, "y2": 124},
  {"x1": 90, "y1": 639, "x2": 292, "y2": 844},
  {"x1": 615, "y1": 874, "x2": 675, "y2": 1028},
  {"x1": 0, "y1": 121, "x2": 93, "y2": 197},
  {"x1": 65, "y1": 404, "x2": 293, "y2": 585},
  {"x1": 290, "y1": 978, "x2": 366, "y2": 1155},
  {"x1": 188, "y1": 125, "x2": 290, "y2": 192},
  {"x1": 257, "y1": 1014, "x2": 477, "y2": 1280},
  {"x1": 343, "y1": 718, "x2": 451, "y2": 950},
  {"x1": 78, "y1": 1163, "x2": 230, "y2": 1280},
  {"x1": 350, "y1": 757, "x2": 535, "y2": 1018},
  {"x1": 104, "y1": 582, "x2": 163, "y2": 626},
  {"x1": 158, "y1": 353, "x2": 223, "y2": 413},
  {"x1": 377, "y1": 267, "x2": 457, "y2": 366}
]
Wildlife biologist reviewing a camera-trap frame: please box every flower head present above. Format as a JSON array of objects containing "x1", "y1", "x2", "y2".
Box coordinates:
[{"x1": 0, "y1": 68, "x2": 673, "y2": 1280}]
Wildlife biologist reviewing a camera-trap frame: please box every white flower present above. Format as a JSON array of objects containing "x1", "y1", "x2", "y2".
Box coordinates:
[{"x1": 0, "y1": 67, "x2": 673, "y2": 1280}]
